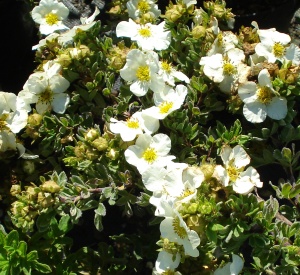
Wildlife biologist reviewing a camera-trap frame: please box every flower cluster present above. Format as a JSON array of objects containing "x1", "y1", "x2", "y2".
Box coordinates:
[{"x1": 1, "y1": 0, "x2": 300, "y2": 274}]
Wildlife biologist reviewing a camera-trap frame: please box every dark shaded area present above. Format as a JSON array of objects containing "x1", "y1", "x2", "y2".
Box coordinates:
[{"x1": 0, "y1": 0, "x2": 39, "y2": 94}]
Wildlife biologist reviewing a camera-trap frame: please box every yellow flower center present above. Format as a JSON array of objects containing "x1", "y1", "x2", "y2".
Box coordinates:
[
  {"x1": 273, "y1": 42, "x2": 285, "y2": 58},
  {"x1": 45, "y1": 13, "x2": 59, "y2": 25},
  {"x1": 159, "y1": 101, "x2": 174, "y2": 114},
  {"x1": 136, "y1": 66, "x2": 150, "y2": 82},
  {"x1": 138, "y1": 27, "x2": 151, "y2": 37},
  {"x1": 39, "y1": 88, "x2": 53, "y2": 103},
  {"x1": 223, "y1": 62, "x2": 236, "y2": 75},
  {"x1": 172, "y1": 216, "x2": 187, "y2": 239},
  {"x1": 182, "y1": 189, "x2": 194, "y2": 198},
  {"x1": 217, "y1": 33, "x2": 223, "y2": 45},
  {"x1": 142, "y1": 147, "x2": 157, "y2": 163},
  {"x1": 257, "y1": 86, "x2": 274, "y2": 104},
  {"x1": 161, "y1": 61, "x2": 172, "y2": 74},
  {"x1": 137, "y1": 0, "x2": 150, "y2": 13},
  {"x1": 227, "y1": 165, "x2": 240, "y2": 182},
  {"x1": 162, "y1": 270, "x2": 176, "y2": 275},
  {"x1": 0, "y1": 114, "x2": 9, "y2": 131},
  {"x1": 126, "y1": 118, "x2": 139, "y2": 129}
]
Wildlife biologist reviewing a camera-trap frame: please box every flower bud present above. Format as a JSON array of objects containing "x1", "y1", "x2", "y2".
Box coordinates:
[
  {"x1": 10, "y1": 184, "x2": 21, "y2": 196},
  {"x1": 85, "y1": 128, "x2": 99, "y2": 142},
  {"x1": 41, "y1": 180, "x2": 61, "y2": 193},
  {"x1": 28, "y1": 113, "x2": 43, "y2": 127},
  {"x1": 23, "y1": 160, "x2": 35, "y2": 174},
  {"x1": 192, "y1": 26, "x2": 206, "y2": 39},
  {"x1": 200, "y1": 164, "x2": 215, "y2": 180},
  {"x1": 165, "y1": 4, "x2": 185, "y2": 22},
  {"x1": 92, "y1": 137, "x2": 108, "y2": 152}
]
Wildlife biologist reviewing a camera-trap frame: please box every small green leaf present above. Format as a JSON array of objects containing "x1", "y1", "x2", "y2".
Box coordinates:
[
  {"x1": 5, "y1": 230, "x2": 19, "y2": 248},
  {"x1": 26, "y1": 251, "x2": 38, "y2": 262},
  {"x1": 17, "y1": 241, "x2": 27, "y2": 257},
  {"x1": 32, "y1": 261, "x2": 52, "y2": 273},
  {"x1": 94, "y1": 203, "x2": 106, "y2": 216}
]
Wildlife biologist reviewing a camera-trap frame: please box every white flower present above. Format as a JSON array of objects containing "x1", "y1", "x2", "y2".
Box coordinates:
[
  {"x1": 0, "y1": 131, "x2": 17, "y2": 153},
  {"x1": 109, "y1": 111, "x2": 159, "y2": 141},
  {"x1": 126, "y1": 0, "x2": 161, "y2": 20},
  {"x1": 120, "y1": 49, "x2": 165, "y2": 96},
  {"x1": 214, "y1": 145, "x2": 263, "y2": 195},
  {"x1": 141, "y1": 162, "x2": 188, "y2": 197},
  {"x1": 159, "y1": 200, "x2": 200, "y2": 257},
  {"x1": 208, "y1": 31, "x2": 238, "y2": 56},
  {"x1": 158, "y1": 61, "x2": 190, "y2": 86},
  {"x1": 214, "y1": 254, "x2": 244, "y2": 275},
  {"x1": 238, "y1": 69, "x2": 287, "y2": 123},
  {"x1": 154, "y1": 251, "x2": 181, "y2": 274},
  {"x1": 255, "y1": 28, "x2": 291, "y2": 63},
  {"x1": 143, "y1": 85, "x2": 188, "y2": 119},
  {"x1": 20, "y1": 63, "x2": 70, "y2": 114},
  {"x1": 183, "y1": 0, "x2": 197, "y2": 8},
  {"x1": 0, "y1": 92, "x2": 28, "y2": 133},
  {"x1": 31, "y1": 0, "x2": 69, "y2": 35},
  {"x1": 200, "y1": 48, "x2": 245, "y2": 93},
  {"x1": 125, "y1": 133, "x2": 175, "y2": 173},
  {"x1": 116, "y1": 19, "x2": 171, "y2": 51}
]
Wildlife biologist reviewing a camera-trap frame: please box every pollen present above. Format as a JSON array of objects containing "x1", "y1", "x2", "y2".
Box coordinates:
[
  {"x1": 126, "y1": 118, "x2": 140, "y2": 129},
  {"x1": 136, "y1": 65, "x2": 150, "y2": 81},
  {"x1": 227, "y1": 165, "x2": 240, "y2": 182},
  {"x1": 137, "y1": 0, "x2": 150, "y2": 13},
  {"x1": 142, "y1": 147, "x2": 157, "y2": 163},
  {"x1": 172, "y1": 216, "x2": 187, "y2": 239},
  {"x1": 159, "y1": 101, "x2": 173, "y2": 114},
  {"x1": 161, "y1": 61, "x2": 172, "y2": 74},
  {"x1": 138, "y1": 27, "x2": 151, "y2": 37},
  {"x1": 45, "y1": 13, "x2": 59, "y2": 25},
  {"x1": 273, "y1": 42, "x2": 285, "y2": 58},
  {"x1": 0, "y1": 114, "x2": 9, "y2": 131},
  {"x1": 257, "y1": 86, "x2": 274, "y2": 104},
  {"x1": 162, "y1": 270, "x2": 176, "y2": 275},
  {"x1": 39, "y1": 88, "x2": 53, "y2": 103},
  {"x1": 223, "y1": 62, "x2": 236, "y2": 75}
]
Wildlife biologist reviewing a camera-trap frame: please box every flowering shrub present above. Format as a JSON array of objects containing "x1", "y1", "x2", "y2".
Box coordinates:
[{"x1": 1, "y1": 0, "x2": 300, "y2": 274}]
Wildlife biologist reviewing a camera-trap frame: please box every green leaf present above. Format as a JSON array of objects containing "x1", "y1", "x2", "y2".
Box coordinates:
[
  {"x1": 17, "y1": 241, "x2": 27, "y2": 257},
  {"x1": 26, "y1": 251, "x2": 38, "y2": 262},
  {"x1": 94, "y1": 203, "x2": 106, "y2": 216},
  {"x1": 5, "y1": 230, "x2": 19, "y2": 248},
  {"x1": 94, "y1": 214, "x2": 103, "y2": 232},
  {"x1": 32, "y1": 261, "x2": 52, "y2": 273},
  {"x1": 58, "y1": 215, "x2": 72, "y2": 233}
]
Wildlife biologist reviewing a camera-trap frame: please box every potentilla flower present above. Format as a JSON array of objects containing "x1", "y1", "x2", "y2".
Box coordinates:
[
  {"x1": 126, "y1": 0, "x2": 161, "y2": 20},
  {"x1": 20, "y1": 62, "x2": 70, "y2": 114},
  {"x1": 255, "y1": 28, "x2": 292, "y2": 63},
  {"x1": 159, "y1": 200, "x2": 200, "y2": 257},
  {"x1": 214, "y1": 254, "x2": 244, "y2": 275},
  {"x1": 238, "y1": 69, "x2": 287, "y2": 123},
  {"x1": 200, "y1": 48, "x2": 245, "y2": 93},
  {"x1": 207, "y1": 31, "x2": 238, "y2": 56},
  {"x1": 158, "y1": 61, "x2": 190, "y2": 86},
  {"x1": 124, "y1": 133, "x2": 175, "y2": 173},
  {"x1": 154, "y1": 251, "x2": 181, "y2": 274},
  {"x1": 116, "y1": 19, "x2": 171, "y2": 51},
  {"x1": 120, "y1": 49, "x2": 165, "y2": 96},
  {"x1": 214, "y1": 145, "x2": 263, "y2": 195},
  {"x1": 31, "y1": 0, "x2": 69, "y2": 35},
  {"x1": 0, "y1": 130, "x2": 17, "y2": 153},
  {"x1": 143, "y1": 85, "x2": 188, "y2": 119},
  {"x1": 109, "y1": 111, "x2": 159, "y2": 142},
  {"x1": 0, "y1": 92, "x2": 28, "y2": 134},
  {"x1": 141, "y1": 162, "x2": 188, "y2": 197}
]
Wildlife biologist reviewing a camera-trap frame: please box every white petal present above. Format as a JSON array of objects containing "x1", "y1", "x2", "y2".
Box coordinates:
[
  {"x1": 243, "y1": 101, "x2": 267, "y2": 123},
  {"x1": 266, "y1": 97, "x2": 287, "y2": 120},
  {"x1": 52, "y1": 93, "x2": 70, "y2": 114}
]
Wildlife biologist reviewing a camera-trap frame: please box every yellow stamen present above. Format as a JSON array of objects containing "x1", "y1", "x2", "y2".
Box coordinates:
[
  {"x1": 257, "y1": 86, "x2": 274, "y2": 104},
  {"x1": 45, "y1": 13, "x2": 59, "y2": 25},
  {"x1": 159, "y1": 101, "x2": 173, "y2": 114},
  {"x1": 142, "y1": 147, "x2": 157, "y2": 163},
  {"x1": 172, "y1": 216, "x2": 187, "y2": 239},
  {"x1": 161, "y1": 61, "x2": 172, "y2": 74},
  {"x1": 138, "y1": 28, "x2": 151, "y2": 37},
  {"x1": 136, "y1": 66, "x2": 150, "y2": 81},
  {"x1": 223, "y1": 62, "x2": 236, "y2": 75},
  {"x1": 0, "y1": 114, "x2": 9, "y2": 131},
  {"x1": 126, "y1": 118, "x2": 139, "y2": 129},
  {"x1": 137, "y1": 0, "x2": 150, "y2": 13},
  {"x1": 273, "y1": 42, "x2": 285, "y2": 58},
  {"x1": 39, "y1": 88, "x2": 53, "y2": 103}
]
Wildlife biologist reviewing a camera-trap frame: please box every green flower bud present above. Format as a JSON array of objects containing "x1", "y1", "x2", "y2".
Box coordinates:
[
  {"x1": 10, "y1": 184, "x2": 21, "y2": 196},
  {"x1": 165, "y1": 4, "x2": 185, "y2": 22},
  {"x1": 28, "y1": 113, "x2": 43, "y2": 127},
  {"x1": 41, "y1": 180, "x2": 61, "y2": 193},
  {"x1": 23, "y1": 160, "x2": 35, "y2": 174},
  {"x1": 192, "y1": 25, "x2": 206, "y2": 39},
  {"x1": 85, "y1": 128, "x2": 99, "y2": 142},
  {"x1": 57, "y1": 53, "x2": 72, "y2": 67},
  {"x1": 200, "y1": 164, "x2": 215, "y2": 180},
  {"x1": 106, "y1": 148, "x2": 119, "y2": 160},
  {"x1": 92, "y1": 137, "x2": 108, "y2": 151}
]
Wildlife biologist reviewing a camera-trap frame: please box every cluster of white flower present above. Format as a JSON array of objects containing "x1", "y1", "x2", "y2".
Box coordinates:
[
  {"x1": 200, "y1": 21, "x2": 300, "y2": 123},
  {"x1": 108, "y1": 1, "x2": 264, "y2": 274}
]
